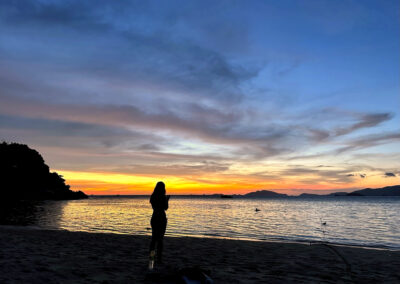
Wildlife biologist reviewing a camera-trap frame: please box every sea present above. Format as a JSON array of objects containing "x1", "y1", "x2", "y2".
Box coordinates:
[{"x1": 31, "y1": 196, "x2": 400, "y2": 249}]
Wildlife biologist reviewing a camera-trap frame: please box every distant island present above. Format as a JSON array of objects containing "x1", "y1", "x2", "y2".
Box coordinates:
[
  {"x1": 297, "y1": 185, "x2": 400, "y2": 197},
  {"x1": 346, "y1": 186, "x2": 400, "y2": 196},
  {"x1": 241, "y1": 186, "x2": 400, "y2": 198},
  {"x1": 243, "y1": 190, "x2": 288, "y2": 198},
  {"x1": 0, "y1": 142, "x2": 87, "y2": 200},
  {"x1": 91, "y1": 185, "x2": 400, "y2": 199},
  {"x1": 163, "y1": 186, "x2": 400, "y2": 199}
]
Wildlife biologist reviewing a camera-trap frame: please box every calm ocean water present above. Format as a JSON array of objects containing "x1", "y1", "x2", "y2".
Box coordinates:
[{"x1": 34, "y1": 196, "x2": 400, "y2": 249}]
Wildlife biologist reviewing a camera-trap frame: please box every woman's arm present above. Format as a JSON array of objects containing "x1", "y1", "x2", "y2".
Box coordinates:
[{"x1": 165, "y1": 195, "x2": 170, "y2": 210}]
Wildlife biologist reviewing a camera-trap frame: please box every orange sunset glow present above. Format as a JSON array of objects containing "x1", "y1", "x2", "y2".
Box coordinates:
[{"x1": 58, "y1": 168, "x2": 399, "y2": 196}]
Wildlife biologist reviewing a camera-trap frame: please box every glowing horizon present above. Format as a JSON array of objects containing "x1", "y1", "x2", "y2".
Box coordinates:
[{"x1": 57, "y1": 169, "x2": 399, "y2": 196}]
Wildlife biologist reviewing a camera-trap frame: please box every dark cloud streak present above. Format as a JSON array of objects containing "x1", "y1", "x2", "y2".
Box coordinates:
[
  {"x1": 335, "y1": 113, "x2": 393, "y2": 136},
  {"x1": 336, "y1": 132, "x2": 400, "y2": 154},
  {"x1": 0, "y1": 1, "x2": 259, "y2": 103}
]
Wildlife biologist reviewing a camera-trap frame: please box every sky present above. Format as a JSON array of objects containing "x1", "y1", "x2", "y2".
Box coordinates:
[{"x1": 0, "y1": 0, "x2": 399, "y2": 195}]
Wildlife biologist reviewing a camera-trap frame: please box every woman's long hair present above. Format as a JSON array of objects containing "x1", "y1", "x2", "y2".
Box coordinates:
[{"x1": 150, "y1": 181, "x2": 166, "y2": 205}]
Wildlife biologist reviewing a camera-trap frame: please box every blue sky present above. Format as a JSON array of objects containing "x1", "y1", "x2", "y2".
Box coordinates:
[{"x1": 0, "y1": 0, "x2": 399, "y2": 194}]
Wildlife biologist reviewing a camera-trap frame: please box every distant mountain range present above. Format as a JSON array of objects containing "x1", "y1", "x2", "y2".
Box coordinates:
[
  {"x1": 247, "y1": 185, "x2": 400, "y2": 198},
  {"x1": 93, "y1": 185, "x2": 400, "y2": 198},
  {"x1": 187, "y1": 185, "x2": 400, "y2": 198},
  {"x1": 344, "y1": 185, "x2": 400, "y2": 196}
]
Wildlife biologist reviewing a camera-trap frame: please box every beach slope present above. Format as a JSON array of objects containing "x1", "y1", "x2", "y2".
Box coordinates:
[{"x1": 0, "y1": 226, "x2": 399, "y2": 283}]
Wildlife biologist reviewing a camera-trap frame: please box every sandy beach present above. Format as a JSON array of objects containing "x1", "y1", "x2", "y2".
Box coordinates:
[{"x1": 1, "y1": 226, "x2": 399, "y2": 283}]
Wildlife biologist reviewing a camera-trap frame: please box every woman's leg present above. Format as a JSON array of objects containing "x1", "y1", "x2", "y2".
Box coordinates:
[
  {"x1": 156, "y1": 219, "x2": 167, "y2": 262},
  {"x1": 150, "y1": 218, "x2": 158, "y2": 252},
  {"x1": 149, "y1": 232, "x2": 156, "y2": 251}
]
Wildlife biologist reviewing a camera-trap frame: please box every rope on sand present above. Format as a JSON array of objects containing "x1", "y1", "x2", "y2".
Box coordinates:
[{"x1": 321, "y1": 243, "x2": 354, "y2": 282}]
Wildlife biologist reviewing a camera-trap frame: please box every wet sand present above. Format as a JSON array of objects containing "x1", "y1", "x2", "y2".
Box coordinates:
[{"x1": 1, "y1": 226, "x2": 399, "y2": 283}]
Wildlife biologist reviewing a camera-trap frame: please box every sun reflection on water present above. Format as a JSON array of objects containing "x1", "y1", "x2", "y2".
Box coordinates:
[{"x1": 36, "y1": 196, "x2": 400, "y2": 248}]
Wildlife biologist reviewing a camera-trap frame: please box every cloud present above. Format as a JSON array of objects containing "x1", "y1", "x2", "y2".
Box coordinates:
[
  {"x1": 307, "y1": 129, "x2": 330, "y2": 141},
  {"x1": 0, "y1": 1, "x2": 260, "y2": 104},
  {"x1": 0, "y1": 1, "x2": 399, "y2": 191},
  {"x1": 335, "y1": 113, "x2": 393, "y2": 136},
  {"x1": 0, "y1": 95, "x2": 300, "y2": 159},
  {"x1": 384, "y1": 172, "x2": 396, "y2": 177},
  {"x1": 274, "y1": 166, "x2": 363, "y2": 184},
  {"x1": 303, "y1": 109, "x2": 393, "y2": 143},
  {"x1": 336, "y1": 132, "x2": 400, "y2": 154},
  {"x1": 0, "y1": 114, "x2": 132, "y2": 138},
  {"x1": 108, "y1": 161, "x2": 231, "y2": 176},
  {"x1": 346, "y1": 173, "x2": 370, "y2": 179}
]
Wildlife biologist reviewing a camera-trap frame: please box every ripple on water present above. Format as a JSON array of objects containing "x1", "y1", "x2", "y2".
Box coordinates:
[{"x1": 35, "y1": 196, "x2": 400, "y2": 249}]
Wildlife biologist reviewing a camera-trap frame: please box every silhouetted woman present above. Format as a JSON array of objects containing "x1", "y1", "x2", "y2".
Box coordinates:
[{"x1": 149, "y1": 181, "x2": 169, "y2": 264}]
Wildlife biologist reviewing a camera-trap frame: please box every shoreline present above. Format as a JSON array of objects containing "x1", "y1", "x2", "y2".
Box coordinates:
[
  {"x1": 4, "y1": 224, "x2": 399, "y2": 252},
  {"x1": 1, "y1": 226, "x2": 399, "y2": 283}
]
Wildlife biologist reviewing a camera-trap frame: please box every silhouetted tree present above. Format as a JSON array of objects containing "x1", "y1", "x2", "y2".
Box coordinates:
[{"x1": 0, "y1": 142, "x2": 87, "y2": 200}]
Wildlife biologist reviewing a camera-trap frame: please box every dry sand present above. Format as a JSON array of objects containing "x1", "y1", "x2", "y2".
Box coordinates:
[{"x1": 0, "y1": 226, "x2": 399, "y2": 283}]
